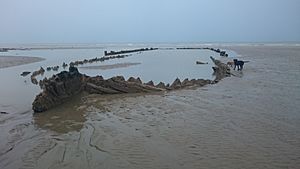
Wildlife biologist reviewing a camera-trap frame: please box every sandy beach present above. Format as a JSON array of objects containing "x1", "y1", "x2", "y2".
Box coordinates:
[
  {"x1": 0, "y1": 56, "x2": 45, "y2": 69},
  {"x1": 0, "y1": 45, "x2": 299, "y2": 169}
]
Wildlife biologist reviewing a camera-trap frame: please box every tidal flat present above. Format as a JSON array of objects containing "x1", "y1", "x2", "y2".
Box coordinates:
[
  {"x1": 0, "y1": 44, "x2": 299, "y2": 169},
  {"x1": 0, "y1": 55, "x2": 45, "y2": 69}
]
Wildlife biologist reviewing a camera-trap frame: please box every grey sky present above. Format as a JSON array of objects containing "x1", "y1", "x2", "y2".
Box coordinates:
[{"x1": 1, "y1": 0, "x2": 300, "y2": 43}]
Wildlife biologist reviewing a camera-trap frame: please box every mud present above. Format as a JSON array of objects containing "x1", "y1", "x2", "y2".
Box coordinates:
[{"x1": 0, "y1": 45, "x2": 300, "y2": 169}]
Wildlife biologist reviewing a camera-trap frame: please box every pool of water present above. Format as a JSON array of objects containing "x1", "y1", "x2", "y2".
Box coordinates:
[
  {"x1": 78, "y1": 49, "x2": 220, "y2": 83},
  {"x1": 0, "y1": 44, "x2": 233, "y2": 114}
]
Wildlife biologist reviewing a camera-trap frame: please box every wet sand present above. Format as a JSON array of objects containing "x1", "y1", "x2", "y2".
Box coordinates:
[
  {"x1": 80, "y1": 62, "x2": 141, "y2": 70},
  {"x1": 0, "y1": 56, "x2": 45, "y2": 69},
  {"x1": 0, "y1": 45, "x2": 300, "y2": 169}
]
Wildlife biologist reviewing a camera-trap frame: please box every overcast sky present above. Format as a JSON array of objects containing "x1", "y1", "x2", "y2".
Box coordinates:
[{"x1": 1, "y1": 0, "x2": 300, "y2": 43}]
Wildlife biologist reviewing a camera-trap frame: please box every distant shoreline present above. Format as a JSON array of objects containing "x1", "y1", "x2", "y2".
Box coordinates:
[
  {"x1": 0, "y1": 46, "x2": 104, "y2": 51},
  {"x1": 0, "y1": 56, "x2": 45, "y2": 69},
  {"x1": 1, "y1": 42, "x2": 300, "y2": 51}
]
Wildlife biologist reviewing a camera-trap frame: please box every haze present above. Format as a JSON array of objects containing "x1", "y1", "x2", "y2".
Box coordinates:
[{"x1": 1, "y1": 0, "x2": 300, "y2": 43}]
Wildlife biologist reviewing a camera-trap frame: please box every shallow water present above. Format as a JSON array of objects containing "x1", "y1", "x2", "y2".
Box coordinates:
[
  {"x1": 1, "y1": 45, "x2": 299, "y2": 169},
  {"x1": 0, "y1": 45, "x2": 223, "y2": 115},
  {"x1": 84, "y1": 49, "x2": 219, "y2": 83}
]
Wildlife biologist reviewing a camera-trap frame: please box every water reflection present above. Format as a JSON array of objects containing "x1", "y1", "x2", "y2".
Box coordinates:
[
  {"x1": 77, "y1": 49, "x2": 219, "y2": 84},
  {"x1": 33, "y1": 94, "x2": 87, "y2": 134}
]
